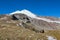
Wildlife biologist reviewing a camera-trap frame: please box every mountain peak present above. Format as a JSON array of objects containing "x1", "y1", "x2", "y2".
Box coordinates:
[
  {"x1": 21, "y1": 9, "x2": 30, "y2": 12},
  {"x1": 9, "y1": 9, "x2": 37, "y2": 18}
]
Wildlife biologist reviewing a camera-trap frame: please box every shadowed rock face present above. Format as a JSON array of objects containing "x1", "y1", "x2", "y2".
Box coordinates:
[
  {"x1": 12, "y1": 15, "x2": 19, "y2": 20},
  {"x1": 11, "y1": 13, "x2": 31, "y2": 23}
]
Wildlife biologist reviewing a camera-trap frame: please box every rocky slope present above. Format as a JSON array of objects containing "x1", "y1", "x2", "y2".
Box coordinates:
[{"x1": 0, "y1": 9, "x2": 60, "y2": 40}]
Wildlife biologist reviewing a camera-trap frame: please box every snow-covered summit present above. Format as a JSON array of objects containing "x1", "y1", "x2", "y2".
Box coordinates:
[
  {"x1": 10, "y1": 9, "x2": 37, "y2": 18},
  {"x1": 10, "y1": 9, "x2": 60, "y2": 23}
]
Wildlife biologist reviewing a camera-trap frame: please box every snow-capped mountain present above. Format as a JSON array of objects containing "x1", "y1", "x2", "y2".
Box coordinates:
[
  {"x1": 10, "y1": 9, "x2": 37, "y2": 18},
  {"x1": 10, "y1": 9, "x2": 60, "y2": 24},
  {"x1": 7, "y1": 9, "x2": 60, "y2": 30}
]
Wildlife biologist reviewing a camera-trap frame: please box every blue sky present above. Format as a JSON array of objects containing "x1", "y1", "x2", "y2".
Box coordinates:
[{"x1": 0, "y1": 0, "x2": 60, "y2": 17}]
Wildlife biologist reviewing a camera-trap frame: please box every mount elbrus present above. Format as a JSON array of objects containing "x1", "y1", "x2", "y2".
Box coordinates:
[{"x1": 0, "y1": 9, "x2": 60, "y2": 33}]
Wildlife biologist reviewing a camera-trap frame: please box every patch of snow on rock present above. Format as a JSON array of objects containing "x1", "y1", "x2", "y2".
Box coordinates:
[{"x1": 46, "y1": 36, "x2": 57, "y2": 40}]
